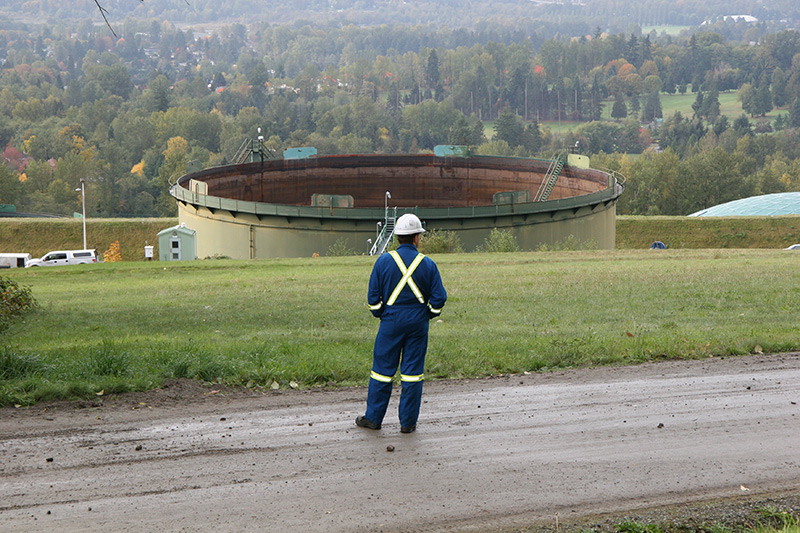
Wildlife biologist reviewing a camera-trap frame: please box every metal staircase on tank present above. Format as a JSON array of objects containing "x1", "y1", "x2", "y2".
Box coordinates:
[
  {"x1": 534, "y1": 152, "x2": 566, "y2": 202},
  {"x1": 233, "y1": 135, "x2": 277, "y2": 164},
  {"x1": 369, "y1": 207, "x2": 397, "y2": 256}
]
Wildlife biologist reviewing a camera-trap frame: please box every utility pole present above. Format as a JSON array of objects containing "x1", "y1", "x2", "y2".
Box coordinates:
[{"x1": 76, "y1": 178, "x2": 86, "y2": 249}]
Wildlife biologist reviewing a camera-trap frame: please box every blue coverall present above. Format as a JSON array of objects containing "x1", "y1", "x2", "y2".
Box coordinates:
[{"x1": 364, "y1": 243, "x2": 447, "y2": 428}]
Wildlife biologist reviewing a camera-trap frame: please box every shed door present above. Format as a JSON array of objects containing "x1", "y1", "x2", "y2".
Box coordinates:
[{"x1": 170, "y1": 238, "x2": 181, "y2": 261}]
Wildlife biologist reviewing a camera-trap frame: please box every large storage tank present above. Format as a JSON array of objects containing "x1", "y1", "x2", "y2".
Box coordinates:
[{"x1": 170, "y1": 150, "x2": 624, "y2": 259}]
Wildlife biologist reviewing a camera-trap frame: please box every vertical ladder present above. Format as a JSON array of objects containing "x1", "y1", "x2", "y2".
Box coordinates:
[{"x1": 534, "y1": 153, "x2": 565, "y2": 202}]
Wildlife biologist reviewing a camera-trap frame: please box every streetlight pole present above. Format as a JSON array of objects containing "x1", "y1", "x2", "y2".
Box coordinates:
[{"x1": 76, "y1": 179, "x2": 86, "y2": 250}]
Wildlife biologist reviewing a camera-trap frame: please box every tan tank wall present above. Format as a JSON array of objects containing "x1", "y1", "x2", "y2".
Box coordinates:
[
  {"x1": 421, "y1": 202, "x2": 616, "y2": 251},
  {"x1": 178, "y1": 199, "x2": 617, "y2": 259},
  {"x1": 180, "y1": 203, "x2": 378, "y2": 258}
]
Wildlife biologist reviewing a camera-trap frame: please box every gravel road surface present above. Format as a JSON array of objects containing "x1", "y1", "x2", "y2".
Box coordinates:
[{"x1": 1, "y1": 353, "x2": 799, "y2": 532}]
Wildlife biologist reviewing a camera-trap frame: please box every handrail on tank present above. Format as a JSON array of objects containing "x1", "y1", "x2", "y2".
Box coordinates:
[
  {"x1": 169, "y1": 154, "x2": 625, "y2": 220},
  {"x1": 170, "y1": 180, "x2": 620, "y2": 222},
  {"x1": 598, "y1": 168, "x2": 627, "y2": 186},
  {"x1": 596, "y1": 167, "x2": 627, "y2": 194}
]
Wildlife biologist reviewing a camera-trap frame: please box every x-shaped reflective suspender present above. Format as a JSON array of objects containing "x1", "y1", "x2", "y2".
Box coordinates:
[{"x1": 386, "y1": 251, "x2": 426, "y2": 305}]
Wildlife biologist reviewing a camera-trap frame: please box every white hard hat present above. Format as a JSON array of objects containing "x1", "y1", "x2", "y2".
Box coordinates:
[{"x1": 394, "y1": 213, "x2": 426, "y2": 235}]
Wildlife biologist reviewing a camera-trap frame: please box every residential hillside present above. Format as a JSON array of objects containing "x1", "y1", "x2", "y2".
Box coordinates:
[{"x1": 1, "y1": 4, "x2": 800, "y2": 219}]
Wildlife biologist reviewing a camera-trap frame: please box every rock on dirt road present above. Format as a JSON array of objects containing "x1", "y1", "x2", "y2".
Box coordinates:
[{"x1": 1, "y1": 354, "x2": 799, "y2": 532}]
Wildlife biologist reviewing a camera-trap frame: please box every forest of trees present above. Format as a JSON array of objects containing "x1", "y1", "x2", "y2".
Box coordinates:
[{"x1": 2, "y1": 8, "x2": 800, "y2": 218}]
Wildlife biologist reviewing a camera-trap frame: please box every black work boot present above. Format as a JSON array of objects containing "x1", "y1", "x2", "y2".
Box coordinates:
[{"x1": 355, "y1": 416, "x2": 381, "y2": 430}]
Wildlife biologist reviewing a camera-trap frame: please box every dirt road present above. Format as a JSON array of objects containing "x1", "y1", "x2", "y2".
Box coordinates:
[{"x1": 1, "y1": 354, "x2": 799, "y2": 532}]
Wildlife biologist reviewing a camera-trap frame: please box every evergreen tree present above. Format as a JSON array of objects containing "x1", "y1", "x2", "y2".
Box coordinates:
[
  {"x1": 409, "y1": 82, "x2": 421, "y2": 105},
  {"x1": 449, "y1": 114, "x2": 483, "y2": 146},
  {"x1": 145, "y1": 74, "x2": 171, "y2": 113},
  {"x1": 641, "y1": 91, "x2": 662, "y2": 122},
  {"x1": 754, "y1": 74, "x2": 773, "y2": 116},
  {"x1": 588, "y1": 72, "x2": 604, "y2": 121},
  {"x1": 663, "y1": 71, "x2": 677, "y2": 95},
  {"x1": 692, "y1": 90, "x2": 704, "y2": 118},
  {"x1": 639, "y1": 35, "x2": 653, "y2": 66},
  {"x1": 248, "y1": 62, "x2": 269, "y2": 110},
  {"x1": 611, "y1": 92, "x2": 627, "y2": 120},
  {"x1": 733, "y1": 114, "x2": 753, "y2": 136},
  {"x1": 434, "y1": 83, "x2": 445, "y2": 103},
  {"x1": 790, "y1": 98, "x2": 800, "y2": 128},
  {"x1": 691, "y1": 74, "x2": 704, "y2": 92},
  {"x1": 425, "y1": 49, "x2": 440, "y2": 89},
  {"x1": 493, "y1": 109, "x2": 524, "y2": 148},
  {"x1": 712, "y1": 115, "x2": 730, "y2": 136},
  {"x1": 386, "y1": 84, "x2": 401, "y2": 118},
  {"x1": 522, "y1": 118, "x2": 542, "y2": 154},
  {"x1": 629, "y1": 92, "x2": 640, "y2": 114},
  {"x1": 507, "y1": 64, "x2": 529, "y2": 116},
  {"x1": 704, "y1": 87, "x2": 721, "y2": 121},
  {"x1": 626, "y1": 34, "x2": 640, "y2": 67},
  {"x1": 772, "y1": 67, "x2": 788, "y2": 108},
  {"x1": 210, "y1": 72, "x2": 227, "y2": 90}
]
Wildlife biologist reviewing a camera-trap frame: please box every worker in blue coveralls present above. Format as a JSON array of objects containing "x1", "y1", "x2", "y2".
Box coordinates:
[{"x1": 356, "y1": 213, "x2": 447, "y2": 434}]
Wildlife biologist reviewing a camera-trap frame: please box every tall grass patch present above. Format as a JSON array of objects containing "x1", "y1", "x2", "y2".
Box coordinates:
[
  {"x1": 420, "y1": 229, "x2": 464, "y2": 254},
  {"x1": 475, "y1": 228, "x2": 521, "y2": 252},
  {"x1": 0, "y1": 346, "x2": 48, "y2": 380}
]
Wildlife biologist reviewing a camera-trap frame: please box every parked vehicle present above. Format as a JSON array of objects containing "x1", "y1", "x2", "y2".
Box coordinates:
[
  {"x1": 0, "y1": 253, "x2": 31, "y2": 268},
  {"x1": 784, "y1": 244, "x2": 800, "y2": 250},
  {"x1": 26, "y1": 249, "x2": 99, "y2": 267}
]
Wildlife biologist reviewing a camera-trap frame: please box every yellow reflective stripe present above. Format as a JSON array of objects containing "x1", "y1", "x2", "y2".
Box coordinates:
[
  {"x1": 388, "y1": 251, "x2": 425, "y2": 304},
  {"x1": 428, "y1": 303, "x2": 442, "y2": 314},
  {"x1": 388, "y1": 251, "x2": 422, "y2": 304},
  {"x1": 368, "y1": 302, "x2": 383, "y2": 310},
  {"x1": 386, "y1": 251, "x2": 425, "y2": 305},
  {"x1": 370, "y1": 371, "x2": 393, "y2": 383},
  {"x1": 400, "y1": 374, "x2": 424, "y2": 382}
]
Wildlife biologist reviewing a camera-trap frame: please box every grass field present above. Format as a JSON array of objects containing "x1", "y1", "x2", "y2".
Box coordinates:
[
  {"x1": 600, "y1": 91, "x2": 746, "y2": 121},
  {"x1": 641, "y1": 25, "x2": 693, "y2": 36},
  {"x1": 463, "y1": 89, "x2": 783, "y2": 141},
  {"x1": 2, "y1": 248, "x2": 800, "y2": 406},
  {"x1": 537, "y1": 91, "x2": 755, "y2": 136}
]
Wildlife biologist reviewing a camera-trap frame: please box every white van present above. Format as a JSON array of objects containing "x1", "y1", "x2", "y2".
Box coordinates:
[
  {"x1": 0, "y1": 253, "x2": 32, "y2": 268},
  {"x1": 26, "y1": 249, "x2": 99, "y2": 267}
]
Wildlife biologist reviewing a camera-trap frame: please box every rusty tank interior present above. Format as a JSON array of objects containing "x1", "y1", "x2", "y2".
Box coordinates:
[{"x1": 185, "y1": 154, "x2": 610, "y2": 208}]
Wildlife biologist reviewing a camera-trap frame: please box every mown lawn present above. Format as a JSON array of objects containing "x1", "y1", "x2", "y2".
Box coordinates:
[
  {"x1": 2, "y1": 249, "x2": 799, "y2": 405},
  {"x1": 476, "y1": 89, "x2": 783, "y2": 140}
]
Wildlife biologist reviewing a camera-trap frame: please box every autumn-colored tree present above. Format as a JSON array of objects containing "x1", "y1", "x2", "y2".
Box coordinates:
[{"x1": 155, "y1": 136, "x2": 189, "y2": 216}]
